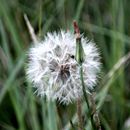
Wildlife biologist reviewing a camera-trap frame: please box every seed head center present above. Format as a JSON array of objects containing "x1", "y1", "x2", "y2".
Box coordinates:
[{"x1": 59, "y1": 64, "x2": 70, "y2": 83}]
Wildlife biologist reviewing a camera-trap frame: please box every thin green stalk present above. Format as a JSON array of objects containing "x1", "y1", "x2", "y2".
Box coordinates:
[
  {"x1": 74, "y1": 21, "x2": 95, "y2": 130},
  {"x1": 79, "y1": 65, "x2": 95, "y2": 130},
  {"x1": 79, "y1": 65, "x2": 89, "y2": 109}
]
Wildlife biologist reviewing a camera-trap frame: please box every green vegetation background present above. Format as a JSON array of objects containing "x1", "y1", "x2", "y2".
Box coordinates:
[{"x1": 0, "y1": 0, "x2": 130, "y2": 130}]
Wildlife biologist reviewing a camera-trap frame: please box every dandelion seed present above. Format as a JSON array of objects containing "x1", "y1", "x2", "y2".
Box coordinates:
[{"x1": 26, "y1": 30, "x2": 101, "y2": 104}]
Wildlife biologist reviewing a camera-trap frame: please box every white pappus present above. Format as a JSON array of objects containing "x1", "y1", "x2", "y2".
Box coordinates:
[{"x1": 26, "y1": 30, "x2": 101, "y2": 104}]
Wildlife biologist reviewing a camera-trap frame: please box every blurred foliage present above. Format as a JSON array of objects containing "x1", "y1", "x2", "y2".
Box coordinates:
[{"x1": 0, "y1": 0, "x2": 130, "y2": 130}]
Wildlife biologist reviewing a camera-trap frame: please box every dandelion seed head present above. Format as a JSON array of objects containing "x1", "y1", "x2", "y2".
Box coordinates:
[{"x1": 26, "y1": 30, "x2": 101, "y2": 104}]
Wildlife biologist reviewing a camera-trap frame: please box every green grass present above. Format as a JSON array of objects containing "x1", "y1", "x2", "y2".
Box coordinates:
[{"x1": 0, "y1": 0, "x2": 130, "y2": 130}]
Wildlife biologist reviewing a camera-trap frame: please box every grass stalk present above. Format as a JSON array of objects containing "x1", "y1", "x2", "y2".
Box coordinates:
[{"x1": 77, "y1": 99, "x2": 83, "y2": 130}]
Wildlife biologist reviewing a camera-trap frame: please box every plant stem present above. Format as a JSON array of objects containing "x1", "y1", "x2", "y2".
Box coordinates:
[
  {"x1": 77, "y1": 98, "x2": 83, "y2": 130},
  {"x1": 79, "y1": 65, "x2": 89, "y2": 109},
  {"x1": 73, "y1": 21, "x2": 101, "y2": 130},
  {"x1": 80, "y1": 65, "x2": 95, "y2": 130},
  {"x1": 90, "y1": 93, "x2": 102, "y2": 130},
  {"x1": 73, "y1": 21, "x2": 84, "y2": 130}
]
